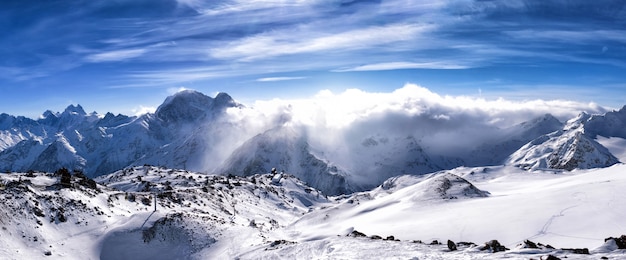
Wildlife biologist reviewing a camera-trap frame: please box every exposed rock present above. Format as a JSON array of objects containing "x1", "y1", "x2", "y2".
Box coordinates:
[
  {"x1": 521, "y1": 240, "x2": 538, "y2": 249},
  {"x1": 447, "y1": 240, "x2": 457, "y2": 251},
  {"x1": 457, "y1": 241, "x2": 477, "y2": 248},
  {"x1": 348, "y1": 230, "x2": 367, "y2": 238},
  {"x1": 561, "y1": 248, "x2": 589, "y2": 254},
  {"x1": 538, "y1": 243, "x2": 554, "y2": 249},
  {"x1": 480, "y1": 240, "x2": 508, "y2": 253},
  {"x1": 604, "y1": 235, "x2": 626, "y2": 249}
]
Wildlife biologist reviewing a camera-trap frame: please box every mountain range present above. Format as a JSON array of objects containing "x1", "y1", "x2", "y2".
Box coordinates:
[{"x1": 1, "y1": 90, "x2": 625, "y2": 195}]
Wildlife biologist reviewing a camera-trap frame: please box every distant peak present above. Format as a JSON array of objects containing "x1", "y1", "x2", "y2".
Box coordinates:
[
  {"x1": 539, "y1": 113, "x2": 560, "y2": 124},
  {"x1": 164, "y1": 89, "x2": 208, "y2": 103},
  {"x1": 63, "y1": 104, "x2": 86, "y2": 116},
  {"x1": 215, "y1": 92, "x2": 232, "y2": 101},
  {"x1": 41, "y1": 110, "x2": 58, "y2": 119},
  {"x1": 175, "y1": 89, "x2": 200, "y2": 95},
  {"x1": 518, "y1": 113, "x2": 561, "y2": 129},
  {"x1": 214, "y1": 92, "x2": 237, "y2": 108}
]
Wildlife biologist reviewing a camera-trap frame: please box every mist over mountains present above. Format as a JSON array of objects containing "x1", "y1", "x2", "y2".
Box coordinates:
[{"x1": 0, "y1": 86, "x2": 624, "y2": 195}]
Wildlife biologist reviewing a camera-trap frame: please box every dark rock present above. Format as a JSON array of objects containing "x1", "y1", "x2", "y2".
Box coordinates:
[
  {"x1": 480, "y1": 240, "x2": 509, "y2": 253},
  {"x1": 430, "y1": 240, "x2": 440, "y2": 245},
  {"x1": 370, "y1": 235, "x2": 382, "y2": 240},
  {"x1": 384, "y1": 236, "x2": 395, "y2": 241},
  {"x1": 349, "y1": 230, "x2": 367, "y2": 238},
  {"x1": 521, "y1": 240, "x2": 538, "y2": 248},
  {"x1": 447, "y1": 240, "x2": 457, "y2": 251},
  {"x1": 542, "y1": 255, "x2": 560, "y2": 260},
  {"x1": 561, "y1": 248, "x2": 589, "y2": 254},
  {"x1": 457, "y1": 241, "x2": 477, "y2": 247},
  {"x1": 604, "y1": 235, "x2": 626, "y2": 249}
]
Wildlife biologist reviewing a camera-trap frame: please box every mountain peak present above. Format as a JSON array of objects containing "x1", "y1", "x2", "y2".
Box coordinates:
[
  {"x1": 156, "y1": 90, "x2": 213, "y2": 123},
  {"x1": 41, "y1": 110, "x2": 57, "y2": 118},
  {"x1": 520, "y1": 113, "x2": 562, "y2": 129},
  {"x1": 214, "y1": 92, "x2": 237, "y2": 108},
  {"x1": 63, "y1": 104, "x2": 86, "y2": 116},
  {"x1": 155, "y1": 90, "x2": 240, "y2": 123}
]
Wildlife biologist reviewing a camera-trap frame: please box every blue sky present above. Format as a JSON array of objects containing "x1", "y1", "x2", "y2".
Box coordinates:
[{"x1": 1, "y1": 0, "x2": 625, "y2": 118}]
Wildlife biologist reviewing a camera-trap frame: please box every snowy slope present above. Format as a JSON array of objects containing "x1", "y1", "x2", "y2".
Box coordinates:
[
  {"x1": 268, "y1": 164, "x2": 626, "y2": 259},
  {"x1": 0, "y1": 166, "x2": 329, "y2": 259}
]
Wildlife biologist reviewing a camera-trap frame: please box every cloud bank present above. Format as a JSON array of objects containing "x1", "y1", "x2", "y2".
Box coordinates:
[
  {"x1": 217, "y1": 84, "x2": 609, "y2": 186},
  {"x1": 231, "y1": 83, "x2": 606, "y2": 131}
]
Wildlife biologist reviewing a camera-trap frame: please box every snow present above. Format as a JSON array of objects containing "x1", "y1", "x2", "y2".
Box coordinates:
[
  {"x1": 2, "y1": 165, "x2": 626, "y2": 259},
  {"x1": 281, "y1": 165, "x2": 626, "y2": 255}
]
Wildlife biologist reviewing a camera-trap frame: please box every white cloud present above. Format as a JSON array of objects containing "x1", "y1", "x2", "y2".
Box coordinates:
[
  {"x1": 86, "y1": 49, "x2": 147, "y2": 63},
  {"x1": 210, "y1": 23, "x2": 432, "y2": 61},
  {"x1": 333, "y1": 61, "x2": 469, "y2": 72},
  {"x1": 167, "y1": 87, "x2": 190, "y2": 94},
  {"x1": 219, "y1": 83, "x2": 609, "y2": 181},
  {"x1": 507, "y1": 30, "x2": 626, "y2": 43},
  {"x1": 255, "y1": 76, "x2": 307, "y2": 82},
  {"x1": 227, "y1": 83, "x2": 608, "y2": 137},
  {"x1": 131, "y1": 105, "x2": 156, "y2": 116}
]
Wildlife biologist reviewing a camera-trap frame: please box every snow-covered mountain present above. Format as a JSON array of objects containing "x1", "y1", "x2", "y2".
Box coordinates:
[
  {"x1": 216, "y1": 126, "x2": 352, "y2": 195},
  {"x1": 508, "y1": 111, "x2": 620, "y2": 170},
  {"x1": 0, "y1": 90, "x2": 246, "y2": 176},
  {"x1": 1, "y1": 90, "x2": 625, "y2": 195}
]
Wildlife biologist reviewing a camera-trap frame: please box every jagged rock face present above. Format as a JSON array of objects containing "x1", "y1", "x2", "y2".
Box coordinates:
[
  {"x1": 547, "y1": 131, "x2": 619, "y2": 170},
  {"x1": 507, "y1": 113, "x2": 619, "y2": 171}
]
